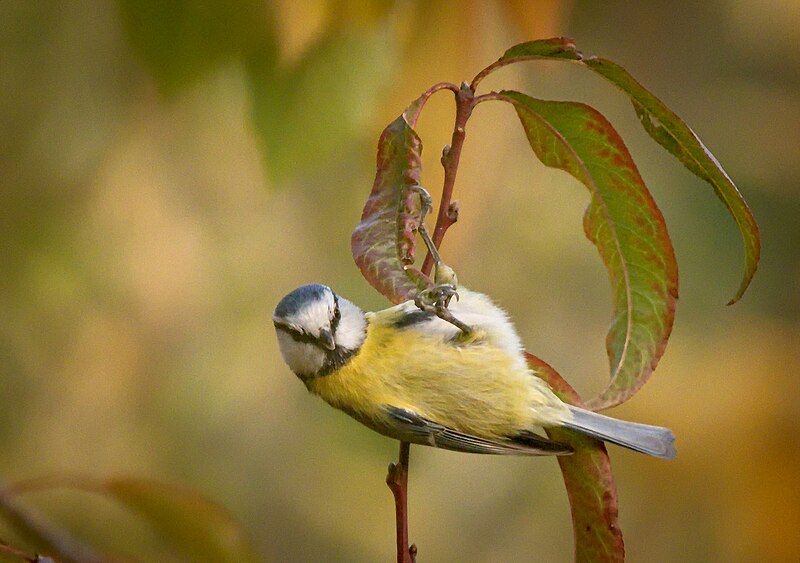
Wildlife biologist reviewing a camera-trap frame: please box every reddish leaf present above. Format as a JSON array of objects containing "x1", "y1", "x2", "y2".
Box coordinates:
[
  {"x1": 485, "y1": 38, "x2": 760, "y2": 304},
  {"x1": 526, "y1": 353, "x2": 624, "y2": 563},
  {"x1": 501, "y1": 90, "x2": 678, "y2": 410},
  {"x1": 351, "y1": 95, "x2": 435, "y2": 303}
]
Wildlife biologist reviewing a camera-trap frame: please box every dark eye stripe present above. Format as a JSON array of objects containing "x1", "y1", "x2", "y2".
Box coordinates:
[{"x1": 273, "y1": 322, "x2": 322, "y2": 346}]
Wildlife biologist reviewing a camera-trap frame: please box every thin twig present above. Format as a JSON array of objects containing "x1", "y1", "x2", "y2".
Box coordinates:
[
  {"x1": 406, "y1": 82, "x2": 460, "y2": 128},
  {"x1": 420, "y1": 82, "x2": 475, "y2": 275},
  {"x1": 470, "y1": 57, "x2": 508, "y2": 92},
  {"x1": 386, "y1": 442, "x2": 414, "y2": 563},
  {"x1": 0, "y1": 538, "x2": 40, "y2": 562},
  {"x1": 0, "y1": 484, "x2": 103, "y2": 563},
  {"x1": 386, "y1": 80, "x2": 480, "y2": 563}
]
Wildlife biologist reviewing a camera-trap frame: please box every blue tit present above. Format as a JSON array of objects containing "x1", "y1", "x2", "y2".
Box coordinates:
[{"x1": 272, "y1": 283, "x2": 676, "y2": 458}]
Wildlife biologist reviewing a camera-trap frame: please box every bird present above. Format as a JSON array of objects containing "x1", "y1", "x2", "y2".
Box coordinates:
[{"x1": 272, "y1": 282, "x2": 676, "y2": 459}]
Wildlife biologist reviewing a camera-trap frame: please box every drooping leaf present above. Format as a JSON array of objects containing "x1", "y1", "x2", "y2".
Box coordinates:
[
  {"x1": 526, "y1": 353, "x2": 624, "y2": 563},
  {"x1": 580, "y1": 56, "x2": 760, "y2": 304},
  {"x1": 351, "y1": 95, "x2": 435, "y2": 303},
  {"x1": 117, "y1": 0, "x2": 272, "y2": 96},
  {"x1": 4, "y1": 476, "x2": 261, "y2": 563},
  {"x1": 501, "y1": 90, "x2": 678, "y2": 410},
  {"x1": 246, "y1": 23, "x2": 398, "y2": 183},
  {"x1": 482, "y1": 37, "x2": 760, "y2": 304}
]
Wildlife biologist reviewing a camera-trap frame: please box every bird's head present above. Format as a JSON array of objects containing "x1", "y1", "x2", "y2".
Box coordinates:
[{"x1": 272, "y1": 284, "x2": 366, "y2": 380}]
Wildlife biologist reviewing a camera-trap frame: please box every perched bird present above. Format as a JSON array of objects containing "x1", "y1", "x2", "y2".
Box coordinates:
[{"x1": 272, "y1": 283, "x2": 676, "y2": 458}]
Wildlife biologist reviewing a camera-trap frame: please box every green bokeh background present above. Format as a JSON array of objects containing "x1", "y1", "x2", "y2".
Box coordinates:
[{"x1": 2, "y1": 1, "x2": 799, "y2": 561}]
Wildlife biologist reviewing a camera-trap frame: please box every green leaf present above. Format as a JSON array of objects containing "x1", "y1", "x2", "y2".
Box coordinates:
[
  {"x1": 117, "y1": 0, "x2": 272, "y2": 96},
  {"x1": 487, "y1": 38, "x2": 760, "y2": 304},
  {"x1": 351, "y1": 95, "x2": 434, "y2": 304},
  {"x1": 501, "y1": 90, "x2": 678, "y2": 410},
  {"x1": 526, "y1": 353, "x2": 624, "y2": 563},
  {"x1": 501, "y1": 36, "x2": 582, "y2": 61},
  {"x1": 581, "y1": 56, "x2": 760, "y2": 304},
  {"x1": 246, "y1": 24, "x2": 398, "y2": 183}
]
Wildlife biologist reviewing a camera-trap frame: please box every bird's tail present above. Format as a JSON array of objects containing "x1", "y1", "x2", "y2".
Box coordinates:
[{"x1": 562, "y1": 406, "x2": 676, "y2": 459}]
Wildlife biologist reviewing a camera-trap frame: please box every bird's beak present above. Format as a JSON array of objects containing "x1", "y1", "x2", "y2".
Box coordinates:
[{"x1": 318, "y1": 329, "x2": 336, "y2": 350}]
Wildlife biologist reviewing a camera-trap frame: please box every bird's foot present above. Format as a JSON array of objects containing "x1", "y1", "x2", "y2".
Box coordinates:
[{"x1": 414, "y1": 284, "x2": 472, "y2": 335}]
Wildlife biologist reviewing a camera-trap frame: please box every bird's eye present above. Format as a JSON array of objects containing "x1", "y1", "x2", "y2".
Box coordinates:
[{"x1": 333, "y1": 305, "x2": 341, "y2": 320}]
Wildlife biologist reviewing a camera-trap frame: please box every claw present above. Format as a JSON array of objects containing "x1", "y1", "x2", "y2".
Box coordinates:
[
  {"x1": 415, "y1": 284, "x2": 457, "y2": 310},
  {"x1": 413, "y1": 284, "x2": 471, "y2": 335}
]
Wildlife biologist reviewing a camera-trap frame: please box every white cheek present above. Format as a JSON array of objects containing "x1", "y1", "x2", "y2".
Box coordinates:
[
  {"x1": 276, "y1": 332, "x2": 325, "y2": 377},
  {"x1": 334, "y1": 298, "x2": 367, "y2": 351}
]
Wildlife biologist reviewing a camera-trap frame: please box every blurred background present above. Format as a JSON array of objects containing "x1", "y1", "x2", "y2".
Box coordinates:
[{"x1": 2, "y1": 1, "x2": 799, "y2": 561}]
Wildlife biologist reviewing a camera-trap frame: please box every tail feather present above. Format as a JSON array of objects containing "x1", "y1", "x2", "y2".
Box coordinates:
[{"x1": 562, "y1": 406, "x2": 676, "y2": 459}]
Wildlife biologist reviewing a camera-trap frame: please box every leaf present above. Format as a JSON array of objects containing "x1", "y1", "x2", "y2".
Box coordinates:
[
  {"x1": 580, "y1": 56, "x2": 760, "y2": 304},
  {"x1": 4, "y1": 476, "x2": 261, "y2": 563},
  {"x1": 526, "y1": 353, "x2": 624, "y2": 563},
  {"x1": 501, "y1": 90, "x2": 678, "y2": 410},
  {"x1": 246, "y1": 23, "x2": 398, "y2": 183},
  {"x1": 118, "y1": 0, "x2": 272, "y2": 96},
  {"x1": 501, "y1": 36, "x2": 582, "y2": 61},
  {"x1": 487, "y1": 37, "x2": 760, "y2": 304},
  {"x1": 351, "y1": 95, "x2": 435, "y2": 304}
]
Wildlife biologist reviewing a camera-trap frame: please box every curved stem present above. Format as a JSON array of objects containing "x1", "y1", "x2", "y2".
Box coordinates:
[
  {"x1": 472, "y1": 56, "x2": 557, "y2": 92},
  {"x1": 471, "y1": 58, "x2": 505, "y2": 92},
  {"x1": 407, "y1": 82, "x2": 460, "y2": 128},
  {"x1": 473, "y1": 91, "x2": 504, "y2": 105},
  {"x1": 424, "y1": 82, "x2": 461, "y2": 96}
]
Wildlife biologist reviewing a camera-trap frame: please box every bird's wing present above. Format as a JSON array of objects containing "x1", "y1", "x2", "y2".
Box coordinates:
[{"x1": 384, "y1": 406, "x2": 572, "y2": 456}]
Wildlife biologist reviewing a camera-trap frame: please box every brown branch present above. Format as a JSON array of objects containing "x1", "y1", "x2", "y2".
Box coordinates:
[
  {"x1": 421, "y1": 82, "x2": 475, "y2": 275},
  {"x1": 0, "y1": 539, "x2": 41, "y2": 562},
  {"x1": 386, "y1": 442, "x2": 415, "y2": 563},
  {"x1": 387, "y1": 81, "x2": 478, "y2": 563}
]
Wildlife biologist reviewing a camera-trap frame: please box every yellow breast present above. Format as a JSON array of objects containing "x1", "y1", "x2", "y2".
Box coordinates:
[{"x1": 307, "y1": 315, "x2": 568, "y2": 439}]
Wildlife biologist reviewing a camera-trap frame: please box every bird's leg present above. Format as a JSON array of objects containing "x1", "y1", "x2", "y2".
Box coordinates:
[
  {"x1": 409, "y1": 186, "x2": 443, "y2": 272},
  {"x1": 408, "y1": 185, "x2": 455, "y2": 284},
  {"x1": 409, "y1": 185, "x2": 471, "y2": 335},
  {"x1": 414, "y1": 284, "x2": 472, "y2": 335}
]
